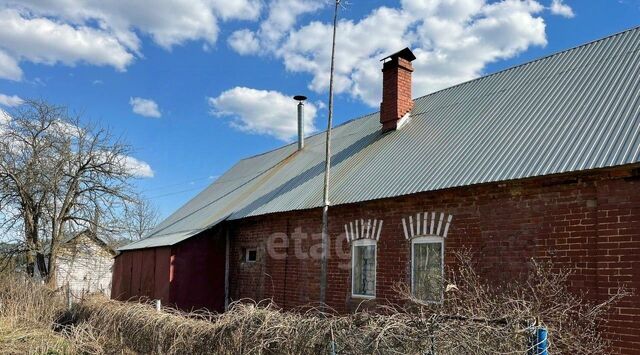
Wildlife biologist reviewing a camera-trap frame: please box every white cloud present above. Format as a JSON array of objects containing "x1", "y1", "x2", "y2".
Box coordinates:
[
  {"x1": 130, "y1": 97, "x2": 161, "y2": 118},
  {"x1": 208, "y1": 87, "x2": 318, "y2": 141},
  {"x1": 549, "y1": 0, "x2": 575, "y2": 18},
  {"x1": 228, "y1": 29, "x2": 261, "y2": 55},
  {"x1": 210, "y1": 0, "x2": 262, "y2": 21},
  {"x1": 123, "y1": 155, "x2": 154, "y2": 178},
  {"x1": 229, "y1": 0, "x2": 325, "y2": 55},
  {"x1": 230, "y1": 0, "x2": 554, "y2": 107},
  {"x1": 52, "y1": 119, "x2": 85, "y2": 138},
  {"x1": 0, "y1": 93, "x2": 23, "y2": 107},
  {"x1": 0, "y1": 0, "x2": 263, "y2": 80},
  {"x1": 0, "y1": 9, "x2": 134, "y2": 74},
  {"x1": 0, "y1": 49, "x2": 22, "y2": 81}
]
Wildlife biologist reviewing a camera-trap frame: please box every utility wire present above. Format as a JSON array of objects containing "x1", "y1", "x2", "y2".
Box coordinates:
[
  {"x1": 147, "y1": 184, "x2": 211, "y2": 199},
  {"x1": 140, "y1": 175, "x2": 218, "y2": 193}
]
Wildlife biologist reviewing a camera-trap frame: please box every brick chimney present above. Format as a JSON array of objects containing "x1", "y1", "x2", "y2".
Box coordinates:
[{"x1": 380, "y1": 47, "x2": 416, "y2": 132}]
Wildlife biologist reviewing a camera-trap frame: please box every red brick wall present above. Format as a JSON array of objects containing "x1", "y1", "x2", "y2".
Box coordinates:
[{"x1": 227, "y1": 166, "x2": 640, "y2": 353}]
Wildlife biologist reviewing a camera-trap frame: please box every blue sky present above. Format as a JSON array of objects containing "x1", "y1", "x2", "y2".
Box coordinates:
[{"x1": 0, "y1": 0, "x2": 638, "y2": 219}]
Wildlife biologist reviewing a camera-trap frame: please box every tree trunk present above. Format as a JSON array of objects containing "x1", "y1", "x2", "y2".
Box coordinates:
[
  {"x1": 36, "y1": 252, "x2": 49, "y2": 281},
  {"x1": 45, "y1": 254, "x2": 56, "y2": 287},
  {"x1": 23, "y1": 212, "x2": 40, "y2": 277},
  {"x1": 46, "y1": 216, "x2": 65, "y2": 288},
  {"x1": 25, "y1": 246, "x2": 35, "y2": 277},
  {"x1": 45, "y1": 227, "x2": 58, "y2": 287}
]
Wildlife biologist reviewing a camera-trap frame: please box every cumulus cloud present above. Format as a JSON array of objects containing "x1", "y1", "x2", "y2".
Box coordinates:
[
  {"x1": 0, "y1": 49, "x2": 22, "y2": 81},
  {"x1": 229, "y1": 0, "x2": 555, "y2": 107},
  {"x1": 0, "y1": 8, "x2": 134, "y2": 77},
  {"x1": 130, "y1": 97, "x2": 161, "y2": 118},
  {"x1": 0, "y1": 93, "x2": 23, "y2": 107},
  {"x1": 549, "y1": 0, "x2": 575, "y2": 18},
  {"x1": 208, "y1": 87, "x2": 318, "y2": 141},
  {"x1": 210, "y1": 0, "x2": 262, "y2": 20},
  {"x1": 228, "y1": 0, "x2": 325, "y2": 54},
  {"x1": 0, "y1": 0, "x2": 263, "y2": 80},
  {"x1": 123, "y1": 155, "x2": 155, "y2": 178},
  {"x1": 228, "y1": 29, "x2": 261, "y2": 55}
]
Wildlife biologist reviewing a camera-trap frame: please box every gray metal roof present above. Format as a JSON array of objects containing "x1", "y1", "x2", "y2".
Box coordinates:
[{"x1": 120, "y1": 27, "x2": 640, "y2": 251}]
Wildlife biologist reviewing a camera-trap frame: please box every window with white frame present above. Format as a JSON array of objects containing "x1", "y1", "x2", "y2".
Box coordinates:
[
  {"x1": 411, "y1": 236, "x2": 444, "y2": 302},
  {"x1": 351, "y1": 239, "x2": 376, "y2": 298}
]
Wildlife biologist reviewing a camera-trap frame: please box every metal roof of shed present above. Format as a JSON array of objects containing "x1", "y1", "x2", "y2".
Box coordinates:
[{"x1": 120, "y1": 27, "x2": 640, "y2": 251}]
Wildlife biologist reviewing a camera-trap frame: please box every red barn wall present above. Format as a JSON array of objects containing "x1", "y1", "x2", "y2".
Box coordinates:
[
  {"x1": 171, "y1": 229, "x2": 226, "y2": 312},
  {"x1": 228, "y1": 166, "x2": 640, "y2": 354},
  {"x1": 111, "y1": 247, "x2": 172, "y2": 304},
  {"x1": 112, "y1": 229, "x2": 226, "y2": 312}
]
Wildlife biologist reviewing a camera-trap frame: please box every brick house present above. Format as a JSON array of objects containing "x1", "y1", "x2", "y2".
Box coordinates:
[{"x1": 112, "y1": 28, "x2": 640, "y2": 353}]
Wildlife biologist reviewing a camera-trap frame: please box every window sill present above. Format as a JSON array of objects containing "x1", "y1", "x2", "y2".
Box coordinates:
[{"x1": 351, "y1": 294, "x2": 376, "y2": 300}]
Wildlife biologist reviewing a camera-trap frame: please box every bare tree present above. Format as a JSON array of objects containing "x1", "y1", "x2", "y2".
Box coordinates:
[
  {"x1": 123, "y1": 196, "x2": 160, "y2": 241},
  {"x1": 0, "y1": 100, "x2": 136, "y2": 286}
]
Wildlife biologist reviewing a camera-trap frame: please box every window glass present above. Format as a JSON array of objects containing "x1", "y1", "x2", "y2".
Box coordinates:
[
  {"x1": 352, "y1": 242, "x2": 376, "y2": 297},
  {"x1": 245, "y1": 248, "x2": 257, "y2": 262},
  {"x1": 412, "y1": 239, "x2": 443, "y2": 302}
]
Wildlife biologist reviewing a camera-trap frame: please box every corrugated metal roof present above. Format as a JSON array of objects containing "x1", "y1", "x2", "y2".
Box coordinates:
[{"x1": 120, "y1": 27, "x2": 640, "y2": 251}]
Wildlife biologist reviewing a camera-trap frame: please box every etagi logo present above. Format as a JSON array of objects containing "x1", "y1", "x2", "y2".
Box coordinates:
[{"x1": 263, "y1": 219, "x2": 384, "y2": 270}]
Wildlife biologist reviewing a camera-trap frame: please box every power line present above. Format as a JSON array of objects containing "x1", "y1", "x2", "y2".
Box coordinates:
[
  {"x1": 146, "y1": 183, "x2": 211, "y2": 199},
  {"x1": 141, "y1": 175, "x2": 218, "y2": 193}
]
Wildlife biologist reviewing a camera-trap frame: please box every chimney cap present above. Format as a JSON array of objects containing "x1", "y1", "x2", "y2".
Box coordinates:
[
  {"x1": 293, "y1": 95, "x2": 308, "y2": 101},
  {"x1": 380, "y1": 47, "x2": 416, "y2": 63}
]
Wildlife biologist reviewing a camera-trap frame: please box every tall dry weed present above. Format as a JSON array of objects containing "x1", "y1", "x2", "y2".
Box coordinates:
[{"x1": 66, "y1": 253, "x2": 626, "y2": 355}]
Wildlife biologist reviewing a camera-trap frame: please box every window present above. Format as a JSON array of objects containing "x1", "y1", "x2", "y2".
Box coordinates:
[
  {"x1": 244, "y1": 248, "x2": 257, "y2": 262},
  {"x1": 411, "y1": 236, "x2": 443, "y2": 302},
  {"x1": 351, "y1": 239, "x2": 376, "y2": 298}
]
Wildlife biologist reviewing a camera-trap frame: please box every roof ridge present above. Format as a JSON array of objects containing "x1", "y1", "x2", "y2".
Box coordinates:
[{"x1": 411, "y1": 25, "x2": 640, "y2": 103}]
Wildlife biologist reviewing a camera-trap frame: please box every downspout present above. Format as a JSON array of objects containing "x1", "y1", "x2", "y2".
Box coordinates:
[
  {"x1": 283, "y1": 219, "x2": 290, "y2": 309},
  {"x1": 224, "y1": 226, "x2": 230, "y2": 311}
]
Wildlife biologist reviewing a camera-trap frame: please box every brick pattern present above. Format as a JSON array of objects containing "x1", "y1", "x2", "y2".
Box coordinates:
[
  {"x1": 227, "y1": 166, "x2": 640, "y2": 353},
  {"x1": 380, "y1": 57, "x2": 414, "y2": 132}
]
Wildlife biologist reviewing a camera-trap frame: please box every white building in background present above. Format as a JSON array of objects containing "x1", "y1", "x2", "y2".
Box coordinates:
[{"x1": 54, "y1": 230, "x2": 115, "y2": 298}]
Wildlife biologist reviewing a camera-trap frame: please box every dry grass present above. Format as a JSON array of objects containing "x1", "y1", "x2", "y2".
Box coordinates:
[
  {"x1": 64, "y1": 252, "x2": 626, "y2": 355},
  {"x1": 0, "y1": 252, "x2": 626, "y2": 354},
  {"x1": 0, "y1": 273, "x2": 71, "y2": 354},
  {"x1": 0, "y1": 273, "x2": 125, "y2": 354},
  {"x1": 0, "y1": 319, "x2": 71, "y2": 355}
]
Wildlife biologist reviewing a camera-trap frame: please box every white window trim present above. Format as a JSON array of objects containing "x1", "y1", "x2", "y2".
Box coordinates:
[
  {"x1": 351, "y1": 238, "x2": 377, "y2": 299},
  {"x1": 411, "y1": 235, "x2": 444, "y2": 303}
]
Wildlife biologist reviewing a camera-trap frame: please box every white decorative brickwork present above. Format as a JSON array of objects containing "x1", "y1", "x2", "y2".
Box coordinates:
[
  {"x1": 402, "y1": 212, "x2": 453, "y2": 240},
  {"x1": 344, "y1": 219, "x2": 383, "y2": 243}
]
